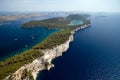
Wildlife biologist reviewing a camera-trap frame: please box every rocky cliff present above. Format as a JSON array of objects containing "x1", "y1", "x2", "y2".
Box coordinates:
[
  {"x1": 4, "y1": 24, "x2": 90, "y2": 80},
  {"x1": 4, "y1": 34, "x2": 73, "y2": 80}
]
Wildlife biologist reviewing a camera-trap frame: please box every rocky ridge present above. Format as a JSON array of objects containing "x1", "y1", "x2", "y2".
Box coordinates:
[{"x1": 4, "y1": 24, "x2": 90, "y2": 80}]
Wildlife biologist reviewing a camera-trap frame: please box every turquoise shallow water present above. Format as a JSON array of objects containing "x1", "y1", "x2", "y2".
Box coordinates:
[
  {"x1": 69, "y1": 20, "x2": 83, "y2": 26},
  {"x1": 37, "y1": 13, "x2": 120, "y2": 80}
]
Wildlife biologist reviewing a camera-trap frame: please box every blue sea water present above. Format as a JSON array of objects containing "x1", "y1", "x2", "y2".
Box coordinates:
[{"x1": 37, "y1": 13, "x2": 120, "y2": 80}]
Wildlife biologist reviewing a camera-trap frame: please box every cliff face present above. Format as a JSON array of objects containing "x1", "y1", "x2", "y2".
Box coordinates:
[
  {"x1": 4, "y1": 24, "x2": 90, "y2": 80},
  {"x1": 4, "y1": 34, "x2": 73, "y2": 80}
]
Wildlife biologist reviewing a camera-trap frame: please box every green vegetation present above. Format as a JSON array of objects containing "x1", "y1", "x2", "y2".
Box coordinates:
[
  {"x1": 21, "y1": 69, "x2": 34, "y2": 80},
  {"x1": 66, "y1": 14, "x2": 90, "y2": 21},
  {"x1": 22, "y1": 17, "x2": 71, "y2": 28},
  {"x1": 0, "y1": 14, "x2": 91, "y2": 80}
]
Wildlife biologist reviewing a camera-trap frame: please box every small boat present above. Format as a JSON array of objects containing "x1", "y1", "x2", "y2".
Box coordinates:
[
  {"x1": 32, "y1": 36, "x2": 35, "y2": 40},
  {"x1": 14, "y1": 38, "x2": 18, "y2": 41},
  {"x1": 25, "y1": 45, "x2": 28, "y2": 47}
]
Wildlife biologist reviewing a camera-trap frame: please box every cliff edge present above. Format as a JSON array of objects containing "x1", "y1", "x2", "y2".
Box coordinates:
[{"x1": 4, "y1": 33, "x2": 73, "y2": 80}]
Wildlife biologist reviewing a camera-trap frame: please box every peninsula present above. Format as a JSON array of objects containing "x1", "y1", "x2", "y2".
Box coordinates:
[{"x1": 0, "y1": 14, "x2": 91, "y2": 80}]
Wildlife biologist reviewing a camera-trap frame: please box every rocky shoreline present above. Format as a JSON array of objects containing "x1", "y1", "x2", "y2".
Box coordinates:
[{"x1": 4, "y1": 24, "x2": 91, "y2": 80}]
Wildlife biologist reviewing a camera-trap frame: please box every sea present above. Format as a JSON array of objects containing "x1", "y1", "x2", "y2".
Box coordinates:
[
  {"x1": 37, "y1": 13, "x2": 120, "y2": 80},
  {"x1": 1, "y1": 12, "x2": 120, "y2": 80}
]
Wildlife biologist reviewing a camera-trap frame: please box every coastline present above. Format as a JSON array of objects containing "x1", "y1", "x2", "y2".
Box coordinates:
[{"x1": 4, "y1": 24, "x2": 91, "y2": 80}]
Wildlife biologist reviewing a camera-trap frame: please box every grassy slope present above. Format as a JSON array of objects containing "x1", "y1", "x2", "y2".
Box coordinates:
[
  {"x1": 33, "y1": 29, "x2": 72, "y2": 49},
  {"x1": 0, "y1": 14, "x2": 91, "y2": 79},
  {"x1": 22, "y1": 17, "x2": 71, "y2": 29}
]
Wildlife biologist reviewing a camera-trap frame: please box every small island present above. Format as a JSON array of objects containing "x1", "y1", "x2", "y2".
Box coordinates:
[{"x1": 0, "y1": 14, "x2": 91, "y2": 80}]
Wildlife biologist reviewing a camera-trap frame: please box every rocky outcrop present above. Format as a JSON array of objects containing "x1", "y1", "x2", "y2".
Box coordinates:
[{"x1": 4, "y1": 24, "x2": 90, "y2": 80}]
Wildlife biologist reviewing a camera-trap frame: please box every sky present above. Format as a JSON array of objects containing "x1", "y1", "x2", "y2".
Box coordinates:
[{"x1": 0, "y1": 0, "x2": 120, "y2": 12}]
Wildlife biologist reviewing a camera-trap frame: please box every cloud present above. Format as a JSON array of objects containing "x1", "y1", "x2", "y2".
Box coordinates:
[{"x1": 0, "y1": 0, "x2": 120, "y2": 12}]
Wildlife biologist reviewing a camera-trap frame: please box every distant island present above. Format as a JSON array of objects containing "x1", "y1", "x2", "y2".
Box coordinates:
[
  {"x1": 0, "y1": 13, "x2": 44, "y2": 21},
  {"x1": 22, "y1": 14, "x2": 90, "y2": 29},
  {"x1": 0, "y1": 14, "x2": 91, "y2": 80}
]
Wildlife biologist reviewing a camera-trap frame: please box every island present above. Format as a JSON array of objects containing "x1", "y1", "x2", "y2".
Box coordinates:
[
  {"x1": 0, "y1": 13, "x2": 44, "y2": 21},
  {"x1": 0, "y1": 14, "x2": 91, "y2": 80}
]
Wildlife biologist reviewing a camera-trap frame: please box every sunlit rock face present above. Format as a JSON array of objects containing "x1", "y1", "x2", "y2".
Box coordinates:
[{"x1": 4, "y1": 34, "x2": 73, "y2": 80}]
